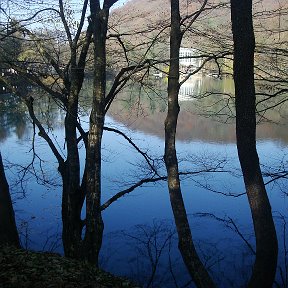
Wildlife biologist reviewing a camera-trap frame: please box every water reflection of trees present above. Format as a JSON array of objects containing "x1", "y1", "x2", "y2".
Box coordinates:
[
  {"x1": 99, "y1": 209, "x2": 288, "y2": 288},
  {"x1": 0, "y1": 94, "x2": 28, "y2": 141},
  {"x1": 2, "y1": 80, "x2": 288, "y2": 146},
  {"x1": 0, "y1": 89, "x2": 69, "y2": 142},
  {"x1": 108, "y1": 80, "x2": 288, "y2": 145}
]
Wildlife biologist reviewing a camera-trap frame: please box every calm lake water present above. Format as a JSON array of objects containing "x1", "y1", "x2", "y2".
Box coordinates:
[{"x1": 1, "y1": 77, "x2": 287, "y2": 287}]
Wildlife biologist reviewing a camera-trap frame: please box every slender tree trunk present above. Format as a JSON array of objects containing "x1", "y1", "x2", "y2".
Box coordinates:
[
  {"x1": 82, "y1": 1, "x2": 108, "y2": 265},
  {"x1": 0, "y1": 152, "x2": 20, "y2": 248},
  {"x1": 61, "y1": 169, "x2": 84, "y2": 259},
  {"x1": 61, "y1": 71, "x2": 84, "y2": 258},
  {"x1": 164, "y1": 1, "x2": 215, "y2": 287},
  {"x1": 231, "y1": 1, "x2": 278, "y2": 287}
]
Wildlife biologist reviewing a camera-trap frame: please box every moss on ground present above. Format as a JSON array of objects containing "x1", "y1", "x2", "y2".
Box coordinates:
[{"x1": 0, "y1": 245, "x2": 140, "y2": 288}]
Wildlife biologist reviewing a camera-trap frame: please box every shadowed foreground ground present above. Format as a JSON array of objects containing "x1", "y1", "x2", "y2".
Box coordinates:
[{"x1": 0, "y1": 245, "x2": 140, "y2": 288}]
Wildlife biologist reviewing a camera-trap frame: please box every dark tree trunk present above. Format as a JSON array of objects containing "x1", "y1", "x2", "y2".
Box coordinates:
[
  {"x1": 61, "y1": 168, "x2": 84, "y2": 259},
  {"x1": 81, "y1": 1, "x2": 108, "y2": 265},
  {"x1": 0, "y1": 152, "x2": 20, "y2": 248},
  {"x1": 61, "y1": 62, "x2": 85, "y2": 258},
  {"x1": 231, "y1": 1, "x2": 278, "y2": 287},
  {"x1": 164, "y1": 1, "x2": 215, "y2": 287}
]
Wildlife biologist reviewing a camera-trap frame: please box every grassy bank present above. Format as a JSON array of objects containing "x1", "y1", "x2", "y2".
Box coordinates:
[{"x1": 0, "y1": 245, "x2": 140, "y2": 288}]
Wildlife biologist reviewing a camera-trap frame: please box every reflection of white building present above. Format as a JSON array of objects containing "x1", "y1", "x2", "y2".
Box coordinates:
[
  {"x1": 178, "y1": 76, "x2": 202, "y2": 101},
  {"x1": 179, "y1": 47, "x2": 202, "y2": 68}
]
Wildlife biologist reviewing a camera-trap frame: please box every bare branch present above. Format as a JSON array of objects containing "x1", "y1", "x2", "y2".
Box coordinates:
[
  {"x1": 104, "y1": 126, "x2": 159, "y2": 175},
  {"x1": 25, "y1": 96, "x2": 65, "y2": 170},
  {"x1": 59, "y1": 0, "x2": 73, "y2": 48}
]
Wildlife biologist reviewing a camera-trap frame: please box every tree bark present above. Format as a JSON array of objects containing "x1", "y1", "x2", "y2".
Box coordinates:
[
  {"x1": 0, "y1": 152, "x2": 20, "y2": 248},
  {"x1": 82, "y1": 1, "x2": 108, "y2": 265},
  {"x1": 60, "y1": 18, "x2": 92, "y2": 259},
  {"x1": 231, "y1": 1, "x2": 278, "y2": 287},
  {"x1": 164, "y1": 1, "x2": 215, "y2": 287},
  {"x1": 61, "y1": 51, "x2": 86, "y2": 259}
]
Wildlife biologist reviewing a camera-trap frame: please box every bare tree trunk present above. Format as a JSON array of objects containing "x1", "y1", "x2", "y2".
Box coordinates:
[
  {"x1": 82, "y1": 1, "x2": 108, "y2": 265},
  {"x1": 231, "y1": 1, "x2": 278, "y2": 287},
  {"x1": 61, "y1": 60, "x2": 86, "y2": 258},
  {"x1": 61, "y1": 169, "x2": 84, "y2": 259},
  {"x1": 164, "y1": 1, "x2": 215, "y2": 287},
  {"x1": 0, "y1": 152, "x2": 20, "y2": 248}
]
